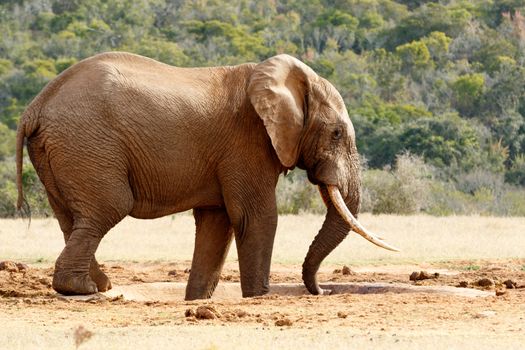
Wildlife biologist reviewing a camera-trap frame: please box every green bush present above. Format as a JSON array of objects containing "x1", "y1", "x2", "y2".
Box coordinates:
[
  {"x1": 505, "y1": 154, "x2": 525, "y2": 186},
  {"x1": 362, "y1": 153, "x2": 432, "y2": 214},
  {"x1": 0, "y1": 159, "x2": 51, "y2": 218}
]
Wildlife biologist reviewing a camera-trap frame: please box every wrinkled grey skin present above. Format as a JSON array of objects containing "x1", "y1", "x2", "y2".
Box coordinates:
[{"x1": 16, "y1": 52, "x2": 361, "y2": 299}]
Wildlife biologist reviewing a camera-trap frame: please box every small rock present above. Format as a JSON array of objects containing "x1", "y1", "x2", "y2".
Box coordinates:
[
  {"x1": 195, "y1": 305, "x2": 220, "y2": 320},
  {"x1": 410, "y1": 271, "x2": 439, "y2": 281},
  {"x1": 0, "y1": 261, "x2": 19, "y2": 272},
  {"x1": 337, "y1": 311, "x2": 348, "y2": 318},
  {"x1": 235, "y1": 309, "x2": 249, "y2": 318},
  {"x1": 495, "y1": 289, "x2": 507, "y2": 296},
  {"x1": 275, "y1": 318, "x2": 293, "y2": 326},
  {"x1": 108, "y1": 294, "x2": 124, "y2": 302},
  {"x1": 167, "y1": 270, "x2": 178, "y2": 277},
  {"x1": 16, "y1": 263, "x2": 29, "y2": 272},
  {"x1": 503, "y1": 279, "x2": 517, "y2": 289},
  {"x1": 342, "y1": 266, "x2": 353, "y2": 275},
  {"x1": 184, "y1": 268, "x2": 191, "y2": 274},
  {"x1": 184, "y1": 308, "x2": 195, "y2": 317},
  {"x1": 477, "y1": 278, "x2": 494, "y2": 287},
  {"x1": 39, "y1": 277, "x2": 51, "y2": 287},
  {"x1": 458, "y1": 281, "x2": 469, "y2": 288},
  {"x1": 332, "y1": 269, "x2": 342, "y2": 274},
  {"x1": 131, "y1": 275, "x2": 144, "y2": 282}
]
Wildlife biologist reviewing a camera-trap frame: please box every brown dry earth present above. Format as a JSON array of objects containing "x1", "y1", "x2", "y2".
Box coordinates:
[{"x1": 1, "y1": 259, "x2": 525, "y2": 349}]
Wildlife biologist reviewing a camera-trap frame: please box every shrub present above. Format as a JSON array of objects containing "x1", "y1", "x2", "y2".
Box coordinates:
[
  {"x1": 0, "y1": 159, "x2": 51, "y2": 218},
  {"x1": 276, "y1": 170, "x2": 324, "y2": 215},
  {"x1": 500, "y1": 188, "x2": 525, "y2": 216},
  {"x1": 362, "y1": 153, "x2": 432, "y2": 214},
  {"x1": 505, "y1": 154, "x2": 525, "y2": 186}
]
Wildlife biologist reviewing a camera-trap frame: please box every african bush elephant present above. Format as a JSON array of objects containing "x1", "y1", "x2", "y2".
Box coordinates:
[{"x1": 16, "y1": 52, "x2": 397, "y2": 299}]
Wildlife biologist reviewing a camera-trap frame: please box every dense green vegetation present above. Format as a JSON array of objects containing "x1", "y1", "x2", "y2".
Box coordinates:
[{"x1": 2, "y1": 0, "x2": 525, "y2": 216}]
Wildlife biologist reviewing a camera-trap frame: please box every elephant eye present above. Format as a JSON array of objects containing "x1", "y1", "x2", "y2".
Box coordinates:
[{"x1": 332, "y1": 127, "x2": 343, "y2": 141}]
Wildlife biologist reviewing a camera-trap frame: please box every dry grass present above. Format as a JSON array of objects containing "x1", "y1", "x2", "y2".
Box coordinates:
[
  {"x1": 1, "y1": 214, "x2": 524, "y2": 265},
  {"x1": 1, "y1": 320, "x2": 522, "y2": 350}
]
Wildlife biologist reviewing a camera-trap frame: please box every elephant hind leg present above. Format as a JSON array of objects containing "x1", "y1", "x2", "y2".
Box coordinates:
[
  {"x1": 51, "y1": 185, "x2": 133, "y2": 295},
  {"x1": 48, "y1": 193, "x2": 112, "y2": 292},
  {"x1": 41, "y1": 177, "x2": 113, "y2": 294},
  {"x1": 28, "y1": 134, "x2": 128, "y2": 294},
  {"x1": 52, "y1": 212, "x2": 129, "y2": 295},
  {"x1": 185, "y1": 208, "x2": 234, "y2": 300}
]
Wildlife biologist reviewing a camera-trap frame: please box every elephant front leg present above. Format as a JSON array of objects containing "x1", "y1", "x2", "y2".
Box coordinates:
[
  {"x1": 185, "y1": 208, "x2": 234, "y2": 300},
  {"x1": 233, "y1": 205, "x2": 278, "y2": 298}
]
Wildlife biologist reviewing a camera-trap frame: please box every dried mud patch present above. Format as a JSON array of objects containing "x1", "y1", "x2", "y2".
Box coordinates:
[{"x1": 1, "y1": 259, "x2": 524, "y2": 331}]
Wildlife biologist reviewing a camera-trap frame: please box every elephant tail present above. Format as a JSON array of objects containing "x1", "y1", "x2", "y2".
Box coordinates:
[
  {"x1": 16, "y1": 114, "x2": 27, "y2": 211},
  {"x1": 16, "y1": 108, "x2": 38, "y2": 215}
]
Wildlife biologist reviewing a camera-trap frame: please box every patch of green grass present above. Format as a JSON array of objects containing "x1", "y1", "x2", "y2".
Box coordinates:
[
  {"x1": 521, "y1": 265, "x2": 525, "y2": 272},
  {"x1": 463, "y1": 264, "x2": 481, "y2": 271}
]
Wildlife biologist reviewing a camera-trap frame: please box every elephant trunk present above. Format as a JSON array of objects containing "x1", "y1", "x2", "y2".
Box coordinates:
[
  {"x1": 302, "y1": 200, "x2": 350, "y2": 295},
  {"x1": 302, "y1": 185, "x2": 399, "y2": 295}
]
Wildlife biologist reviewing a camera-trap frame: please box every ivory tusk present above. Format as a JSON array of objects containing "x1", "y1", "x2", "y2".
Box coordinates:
[{"x1": 327, "y1": 185, "x2": 400, "y2": 252}]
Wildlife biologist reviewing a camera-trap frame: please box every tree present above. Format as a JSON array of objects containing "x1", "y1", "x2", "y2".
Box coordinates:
[
  {"x1": 452, "y1": 73, "x2": 485, "y2": 117},
  {"x1": 385, "y1": 3, "x2": 471, "y2": 49}
]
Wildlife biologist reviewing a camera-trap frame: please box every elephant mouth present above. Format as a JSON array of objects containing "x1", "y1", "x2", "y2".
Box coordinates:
[
  {"x1": 320, "y1": 184, "x2": 400, "y2": 252},
  {"x1": 306, "y1": 162, "x2": 338, "y2": 187}
]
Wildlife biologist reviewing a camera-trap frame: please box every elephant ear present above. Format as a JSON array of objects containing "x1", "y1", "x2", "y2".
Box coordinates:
[{"x1": 248, "y1": 54, "x2": 317, "y2": 168}]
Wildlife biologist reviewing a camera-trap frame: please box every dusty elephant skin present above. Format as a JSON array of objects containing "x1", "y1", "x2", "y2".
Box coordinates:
[{"x1": 16, "y1": 52, "x2": 391, "y2": 299}]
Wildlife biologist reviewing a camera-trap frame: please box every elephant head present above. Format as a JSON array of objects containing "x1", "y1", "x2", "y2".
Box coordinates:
[{"x1": 248, "y1": 54, "x2": 399, "y2": 295}]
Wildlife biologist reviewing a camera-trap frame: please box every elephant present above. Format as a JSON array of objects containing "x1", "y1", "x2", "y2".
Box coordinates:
[{"x1": 15, "y1": 52, "x2": 397, "y2": 300}]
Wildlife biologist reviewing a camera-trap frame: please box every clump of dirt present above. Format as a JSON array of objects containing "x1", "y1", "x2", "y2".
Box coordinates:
[
  {"x1": 337, "y1": 311, "x2": 348, "y2": 318},
  {"x1": 495, "y1": 289, "x2": 507, "y2": 296},
  {"x1": 476, "y1": 278, "x2": 494, "y2": 287},
  {"x1": 234, "y1": 308, "x2": 249, "y2": 318},
  {"x1": 195, "y1": 305, "x2": 221, "y2": 320},
  {"x1": 167, "y1": 270, "x2": 178, "y2": 277},
  {"x1": 0, "y1": 261, "x2": 28, "y2": 273},
  {"x1": 221, "y1": 308, "x2": 251, "y2": 322},
  {"x1": 503, "y1": 279, "x2": 517, "y2": 289},
  {"x1": 0, "y1": 262, "x2": 53, "y2": 298},
  {"x1": 333, "y1": 266, "x2": 355, "y2": 276},
  {"x1": 342, "y1": 266, "x2": 354, "y2": 275},
  {"x1": 457, "y1": 281, "x2": 469, "y2": 288},
  {"x1": 184, "y1": 308, "x2": 195, "y2": 317},
  {"x1": 275, "y1": 318, "x2": 293, "y2": 326},
  {"x1": 410, "y1": 271, "x2": 439, "y2": 281}
]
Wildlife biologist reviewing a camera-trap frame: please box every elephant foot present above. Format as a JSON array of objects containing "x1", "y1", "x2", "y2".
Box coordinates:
[
  {"x1": 240, "y1": 285, "x2": 270, "y2": 298},
  {"x1": 52, "y1": 271, "x2": 98, "y2": 295},
  {"x1": 90, "y1": 263, "x2": 112, "y2": 292}
]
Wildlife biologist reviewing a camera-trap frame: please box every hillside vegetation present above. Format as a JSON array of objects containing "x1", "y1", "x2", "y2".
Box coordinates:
[{"x1": 2, "y1": 0, "x2": 525, "y2": 216}]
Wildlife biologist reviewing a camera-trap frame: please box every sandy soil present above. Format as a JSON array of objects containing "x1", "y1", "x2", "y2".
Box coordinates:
[{"x1": 1, "y1": 259, "x2": 525, "y2": 349}]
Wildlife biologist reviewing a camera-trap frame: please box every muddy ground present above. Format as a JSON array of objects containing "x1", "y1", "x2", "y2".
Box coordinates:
[{"x1": 1, "y1": 259, "x2": 525, "y2": 349}]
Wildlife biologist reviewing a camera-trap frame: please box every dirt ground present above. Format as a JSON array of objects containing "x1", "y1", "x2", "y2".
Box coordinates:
[{"x1": 1, "y1": 259, "x2": 525, "y2": 349}]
